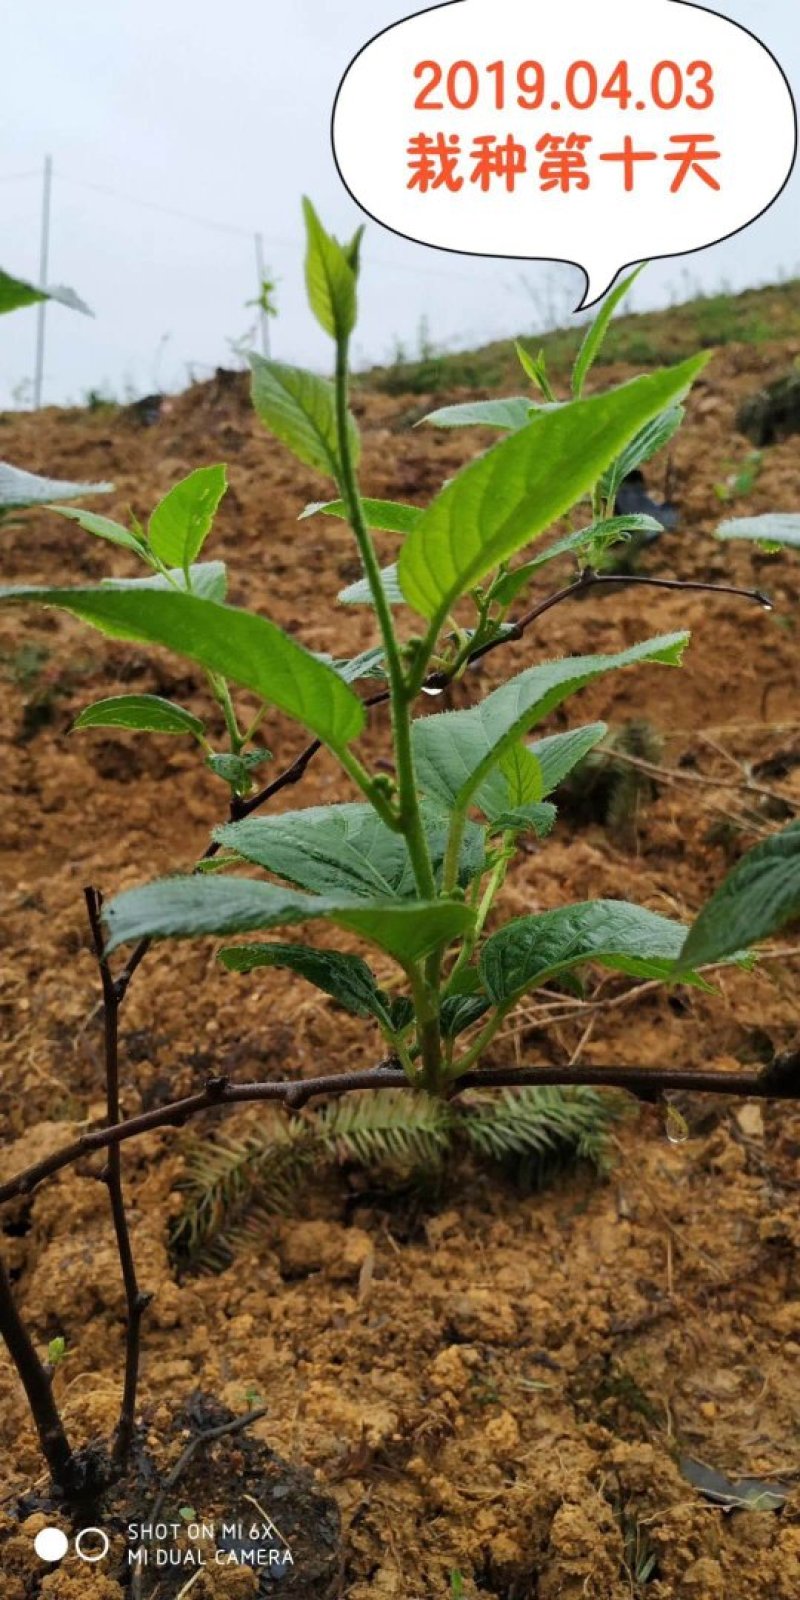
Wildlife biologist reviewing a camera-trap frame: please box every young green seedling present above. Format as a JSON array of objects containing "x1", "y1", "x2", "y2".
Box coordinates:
[{"x1": 0, "y1": 205, "x2": 786, "y2": 1513}]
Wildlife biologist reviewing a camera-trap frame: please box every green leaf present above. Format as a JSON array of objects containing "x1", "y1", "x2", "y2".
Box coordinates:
[
  {"x1": 214, "y1": 803, "x2": 486, "y2": 899},
  {"x1": 413, "y1": 636, "x2": 687, "y2": 813},
  {"x1": 476, "y1": 742, "x2": 555, "y2": 837},
  {"x1": 446, "y1": 965, "x2": 482, "y2": 999},
  {"x1": 600, "y1": 406, "x2": 684, "y2": 505},
  {"x1": 148, "y1": 465, "x2": 228, "y2": 570},
  {"x1": 332, "y1": 893, "x2": 475, "y2": 966},
  {"x1": 338, "y1": 562, "x2": 403, "y2": 607},
  {"x1": 581, "y1": 515, "x2": 663, "y2": 563},
  {"x1": 342, "y1": 224, "x2": 366, "y2": 277},
  {"x1": 332, "y1": 645, "x2": 386, "y2": 683},
  {"x1": 490, "y1": 518, "x2": 661, "y2": 608},
  {"x1": 250, "y1": 354, "x2": 358, "y2": 480},
  {"x1": 529, "y1": 724, "x2": 609, "y2": 795},
  {"x1": 496, "y1": 743, "x2": 544, "y2": 806},
  {"x1": 4, "y1": 565, "x2": 227, "y2": 641},
  {"x1": 46, "y1": 504, "x2": 143, "y2": 553},
  {"x1": 515, "y1": 343, "x2": 556, "y2": 402},
  {"x1": 0, "y1": 269, "x2": 92, "y2": 317},
  {"x1": 47, "y1": 1336, "x2": 67, "y2": 1367},
  {"x1": 74, "y1": 695, "x2": 205, "y2": 737},
  {"x1": 206, "y1": 749, "x2": 271, "y2": 795},
  {"x1": 0, "y1": 586, "x2": 365, "y2": 749},
  {"x1": 0, "y1": 463, "x2": 113, "y2": 512},
  {"x1": 678, "y1": 821, "x2": 800, "y2": 970},
  {"x1": 440, "y1": 994, "x2": 491, "y2": 1038},
  {"x1": 101, "y1": 561, "x2": 228, "y2": 603},
  {"x1": 387, "y1": 996, "x2": 416, "y2": 1033},
  {"x1": 572, "y1": 265, "x2": 645, "y2": 399},
  {"x1": 301, "y1": 498, "x2": 421, "y2": 536},
  {"x1": 0, "y1": 269, "x2": 48, "y2": 315},
  {"x1": 718, "y1": 515, "x2": 800, "y2": 550},
  {"x1": 487, "y1": 802, "x2": 557, "y2": 838},
  {"x1": 398, "y1": 357, "x2": 707, "y2": 626},
  {"x1": 302, "y1": 197, "x2": 358, "y2": 342},
  {"x1": 419, "y1": 397, "x2": 537, "y2": 431},
  {"x1": 219, "y1": 941, "x2": 393, "y2": 1026},
  {"x1": 515, "y1": 342, "x2": 540, "y2": 385},
  {"x1": 103, "y1": 876, "x2": 474, "y2": 967},
  {"x1": 480, "y1": 898, "x2": 693, "y2": 1004}
]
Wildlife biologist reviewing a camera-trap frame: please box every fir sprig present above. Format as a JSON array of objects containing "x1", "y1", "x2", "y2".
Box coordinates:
[{"x1": 170, "y1": 1086, "x2": 624, "y2": 1271}]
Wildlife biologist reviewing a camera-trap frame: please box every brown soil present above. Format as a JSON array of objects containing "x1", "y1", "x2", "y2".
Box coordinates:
[
  {"x1": 3, "y1": 1393, "x2": 340, "y2": 1599},
  {"x1": 1, "y1": 341, "x2": 800, "y2": 1599}
]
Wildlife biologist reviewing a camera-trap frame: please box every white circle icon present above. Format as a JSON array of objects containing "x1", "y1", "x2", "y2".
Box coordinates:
[
  {"x1": 34, "y1": 1526, "x2": 69, "y2": 1563},
  {"x1": 75, "y1": 1527, "x2": 110, "y2": 1563}
]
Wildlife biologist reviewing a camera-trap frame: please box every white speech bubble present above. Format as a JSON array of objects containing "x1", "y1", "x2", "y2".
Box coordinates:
[{"x1": 333, "y1": 0, "x2": 797, "y2": 306}]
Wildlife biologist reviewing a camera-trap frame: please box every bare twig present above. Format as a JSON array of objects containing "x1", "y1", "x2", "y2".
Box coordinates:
[
  {"x1": 452, "y1": 566, "x2": 771, "y2": 675},
  {"x1": 84, "y1": 888, "x2": 151, "y2": 1470},
  {"x1": 0, "y1": 1250, "x2": 76, "y2": 1490},
  {"x1": 1, "y1": 1050, "x2": 799, "y2": 1213}
]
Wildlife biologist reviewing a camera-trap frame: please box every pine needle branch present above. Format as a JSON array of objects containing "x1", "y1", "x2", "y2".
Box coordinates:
[{"x1": 170, "y1": 1087, "x2": 624, "y2": 1271}]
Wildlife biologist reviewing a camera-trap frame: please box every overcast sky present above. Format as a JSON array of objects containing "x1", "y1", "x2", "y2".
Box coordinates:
[{"x1": 1, "y1": 0, "x2": 797, "y2": 408}]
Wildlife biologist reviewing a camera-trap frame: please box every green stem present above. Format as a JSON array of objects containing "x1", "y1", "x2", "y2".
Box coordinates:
[
  {"x1": 240, "y1": 704, "x2": 268, "y2": 748},
  {"x1": 407, "y1": 618, "x2": 443, "y2": 698},
  {"x1": 337, "y1": 746, "x2": 399, "y2": 830},
  {"x1": 537, "y1": 370, "x2": 558, "y2": 405},
  {"x1": 333, "y1": 337, "x2": 437, "y2": 901},
  {"x1": 445, "y1": 937, "x2": 477, "y2": 998},
  {"x1": 442, "y1": 806, "x2": 469, "y2": 896},
  {"x1": 443, "y1": 720, "x2": 535, "y2": 894},
  {"x1": 444, "y1": 833, "x2": 514, "y2": 995},
  {"x1": 475, "y1": 833, "x2": 515, "y2": 939},
  {"x1": 381, "y1": 1027, "x2": 418, "y2": 1083},
  {"x1": 210, "y1": 674, "x2": 243, "y2": 754},
  {"x1": 334, "y1": 333, "x2": 442, "y2": 1086},
  {"x1": 407, "y1": 963, "x2": 442, "y2": 1090},
  {"x1": 448, "y1": 1004, "x2": 511, "y2": 1079},
  {"x1": 442, "y1": 592, "x2": 499, "y2": 681}
]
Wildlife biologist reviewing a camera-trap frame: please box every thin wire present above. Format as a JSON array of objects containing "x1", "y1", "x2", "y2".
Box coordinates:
[
  {"x1": 2, "y1": 162, "x2": 489, "y2": 309},
  {"x1": 55, "y1": 170, "x2": 480, "y2": 280},
  {"x1": 57, "y1": 172, "x2": 259, "y2": 240}
]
